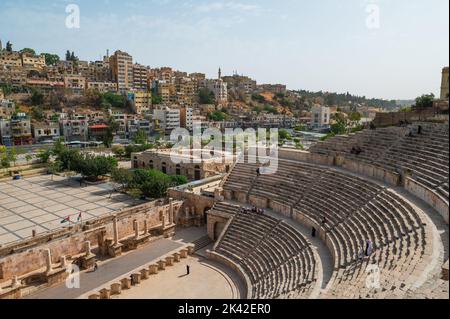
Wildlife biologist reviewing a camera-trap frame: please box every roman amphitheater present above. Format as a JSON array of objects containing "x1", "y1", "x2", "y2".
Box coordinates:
[{"x1": 0, "y1": 121, "x2": 448, "y2": 299}]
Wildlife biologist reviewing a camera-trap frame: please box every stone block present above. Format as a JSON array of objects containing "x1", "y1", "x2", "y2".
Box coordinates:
[
  {"x1": 99, "y1": 288, "x2": 111, "y2": 299},
  {"x1": 149, "y1": 264, "x2": 159, "y2": 275},
  {"x1": 158, "y1": 260, "x2": 166, "y2": 270},
  {"x1": 121, "y1": 278, "x2": 131, "y2": 290},
  {"x1": 110, "y1": 283, "x2": 122, "y2": 295},
  {"x1": 140, "y1": 268, "x2": 149, "y2": 280}
]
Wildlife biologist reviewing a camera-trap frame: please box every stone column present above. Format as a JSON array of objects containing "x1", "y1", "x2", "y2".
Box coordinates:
[
  {"x1": 161, "y1": 214, "x2": 166, "y2": 229},
  {"x1": 44, "y1": 248, "x2": 52, "y2": 274},
  {"x1": 12, "y1": 276, "x2": 20, "y2": 288},
  {"x1": 169, "y1": 198, "x2": 174, "y2": 225},
  {"x1": 185, "y1": 207, "x2": 190, "y2": 219},
  {"x1": 191, "y1": 207, "x2": 196, "y2": 217},
  {"x1": 134, "y1": 220, "x2": 139, "y2": 239},
  {"x1": 113, "y1": 217, "x2": 119, "y2": 246},
  {"x1": 84, "y1": 241, "x2": 92, "y2": 257},
  {"x1": 144, "y1": 220, "x2": 148, "y2": 235},
  {"x1": 60, "y1": 256, "x2": 67, "y2": 268}
]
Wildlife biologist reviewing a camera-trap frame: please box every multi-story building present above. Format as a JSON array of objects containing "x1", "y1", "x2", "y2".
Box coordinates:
[
  {"x1": 0, "y1": 67, "x2": 27, "y2": 87},
  {"x1": 257, "y1": 84, "x2": 287, "y2": 95},
  {"x1": 32, "y1": 122, "x2": 60, "y2": 143},
  {"x1": 21, "y1": 53, "x2": 46, "y2": 70},
  {"x1": 199, "y1": 69, "x2": 228, "y2": 105},
  {"x1": 10, "y1": 113, "x2": 32, "y2": 145},
  {"x1": 180, "y1": 107, "x2": 193, "y2": 131},
  {"x1": 127, "y1": 91, "x2": 152, "y2": 115},
  {"x1": 157, "y1": 80, "x2": 176, "y2": 104},
  {"x1": 88, "y1": 124, "x2": 109, "y2": 142},
  {"x1": 26, "y1": 79, "x2": 65, "y2": 93},
  {"x1": 0, "y1": 99, "x2": 14, "y2": 119},
  {"x1": 86, "y1": 60, "x2": 111, "y2": 83},
  {"x1": 0, "y1": 118, "x2": 12, "y2": 146},
  {"x1": 153, "y1": 107, "x2": 181, "y2": 132},
  {"x1": 131, "y1": 148, "x2": 234, "y2": 181},
  {"x1": 311, "y1": 105, "x2": 331, "y2": 129},
  {"x1": 64, "y1": 75, "x2": 86, "y2": 94},
  {"x1": 222, "y1": 74, "x2": 257, "y2": 95},
  {"x1": 175, "y1": 77, "x2": 197, "y2": 107},
  {"x1": 110, "y1": 50, "x2": 133, "y2": 92},
  {"x1": 0, "y1": 52, "x2": 22, "y2": 68},
  {"x1": 128, "y1": 119, "x2": 152, "y2": 140},
  {"x1": 441, "y1": 66, "x2": 449, "y2": 100},
  {"x1": 86, "y1": 81, "x2": 118, "y2": 93},
  {"x1": 60, "y1": 119, "x2": 89, "y2": 142},
  {"x1": 133, "y1": 63, "x2": 149, "y2": 91},
  {"x1": 110, "y1": 111, "x2": 128, "y2": 139}
]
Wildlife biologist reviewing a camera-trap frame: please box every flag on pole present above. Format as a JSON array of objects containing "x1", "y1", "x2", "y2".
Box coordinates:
[{"x1": 60, "y1": 216, "x2": 71, "y2": 224}]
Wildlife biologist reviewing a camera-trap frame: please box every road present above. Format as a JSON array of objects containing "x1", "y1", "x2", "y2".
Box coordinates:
[{"x1": 26, "y1": 238, "x2": 183, "y2": 299}]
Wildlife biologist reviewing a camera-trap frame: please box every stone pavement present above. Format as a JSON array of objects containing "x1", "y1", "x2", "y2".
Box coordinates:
[
  {"x1": 114, "y1": 256, "x2": 241, "y2": 299},
  {"x1": 26, "y1": 238, "x2": 183, "y2": 299},
  {"x1": 0, "y1": 175, "x2": 143, "y2": 246}
]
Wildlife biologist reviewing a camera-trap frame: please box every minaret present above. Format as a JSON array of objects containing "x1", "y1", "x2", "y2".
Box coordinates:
[
  {"x1": 218, "y1": 67, "x2": 222, "y2": 80},
  {"x1": 0, "y1": 40, "x2": 2, "y2": 51}
]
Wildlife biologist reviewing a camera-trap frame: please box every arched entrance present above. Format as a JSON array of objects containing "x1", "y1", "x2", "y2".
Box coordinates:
[
  {"x1": 194, "y1": 165, "x2": 201, "y2": 181},
  {"x1": 203, "y1": 207, "x2": 211, "y2": 225}
]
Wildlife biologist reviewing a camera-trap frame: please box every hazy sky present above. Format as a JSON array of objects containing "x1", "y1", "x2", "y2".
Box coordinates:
[{"x1": 0, "y1": 0, "x2": 448, "y2": 100}]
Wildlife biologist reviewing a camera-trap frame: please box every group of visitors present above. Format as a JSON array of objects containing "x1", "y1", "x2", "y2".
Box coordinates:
[
  {"x1": 358, "y1": 239, "x2": 373, "y2": 259},
  {"x1": 350, "y1": 146, "x2": 363, "y2": 155},
  {"x1": 241, "y1": 206, "x2": 265, "y2": 215}
]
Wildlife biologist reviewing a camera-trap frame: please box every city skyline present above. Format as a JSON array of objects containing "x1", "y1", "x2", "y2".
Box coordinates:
[{"x1": 0, "y1": 0, "x2": 449, "y2": 100}]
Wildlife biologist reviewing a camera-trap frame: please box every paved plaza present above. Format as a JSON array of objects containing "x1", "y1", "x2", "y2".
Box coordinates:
[{"x1": 0, "y1": 175, "x2": 144, "y2": 246}]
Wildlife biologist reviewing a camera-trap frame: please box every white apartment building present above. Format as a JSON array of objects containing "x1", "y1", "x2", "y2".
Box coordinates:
[
  {"x1": 153, "y1": 107, "x2": 181, "y2": 132},
  {"x1": 311, "y1": 105, "x2": 331, "y2": 129}
]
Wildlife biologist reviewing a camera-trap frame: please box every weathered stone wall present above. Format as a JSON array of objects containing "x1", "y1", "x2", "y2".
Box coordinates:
[
  {"x1": 405, "y1": 177, "x2": 449, "y2": 224},
  {"x1": 341, "y1": 159, "x2": 401, "y2": 187},
  {"x1": 372, "y1": 107, "x2": 447, "y2": 128},
  {"x1": 207, "y1": 214, "x2": 230, "y2": 241},
  {"x1": 168, "y1": 188, "x2": 215, "y2": 222},
  {"x1": 0, "y1": 201, "x2": 182, "y2": 284}
]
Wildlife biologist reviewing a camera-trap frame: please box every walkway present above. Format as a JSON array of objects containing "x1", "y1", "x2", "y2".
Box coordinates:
[{"x1": 26, "y1": 239, "x2": 182, "y2": 299}]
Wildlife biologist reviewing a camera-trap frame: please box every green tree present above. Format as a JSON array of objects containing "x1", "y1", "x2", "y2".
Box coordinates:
[
  {"x1": 25, "y1": 154, "x2": 33, "y2": 165},
  {"x1": 74, "y1": 154, "x2": 118, "y2": 181},
  {"x1": 103, "y1": 118, "x2": 120, "y2": 148},
  {"x1": 42, "y1": 53, "x2": 60, "y2": 66},
  {"x1": 20, "y1": 48, "x2": 36, "y2": 56},
  {"x1": 415, "y1": 94, "x2": 435, "y2": 109},
  {"x1": 31, "y1": 106, "x2": 45, "y2": 121},
  {"x1": 31, "y1": 90, "x2": 44, "y2": 106},
  {"x1": 111, "y1": 168, "x2": 133, "y2": 189},
  {"x1": 279, "y1": 129, "x2": 292, "y2": 140},
  {"x1": 101, "y1": 92, "x2": 126, "y2": 109},
  {"x1": 48, "y1": 160, "x2": 63, "y2": 180},
  {"x1": 37, "y1": 149, "x2": 52, "y2": 163},
  {"x1": 132, "y1": 129, "x2": 149, "y2": 145},
  {"x1": 6, "y1": 41, "x2": 13, "y2": 52},
  {"x1": 152, "y1": 94, "x2": 162, "y2": 105},
  {"x1": 209, "y1": 111, "x2": 227, "y2": 121},
  {"x1": 252, "y1": 94, "x2": 266, "y2": 104},
  {"x1": 198, "y1": 88, "x2": 215, "y2": 104}
]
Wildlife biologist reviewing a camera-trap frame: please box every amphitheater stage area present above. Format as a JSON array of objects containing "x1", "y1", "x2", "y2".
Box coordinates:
[
  {"x1": 113, "y1": 255, "x2": 242, "y2": 299},
  {"x1": 0, "y1": 175, "x2": 144, "y2": 246}
]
